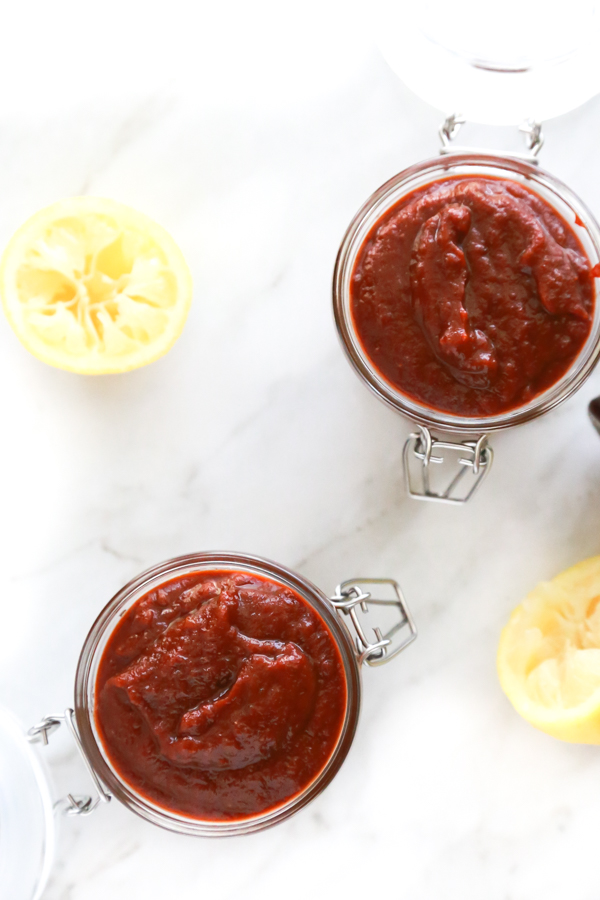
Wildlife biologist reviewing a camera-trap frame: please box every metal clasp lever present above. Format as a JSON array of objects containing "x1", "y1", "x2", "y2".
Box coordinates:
[
  {"x1": 439, "y1": 113, "x2": 544, "y2": 163},
  {"x1": 28, "y1": 708, "x2": 111, "y2": 817},
  {"x1": 403, "y1": 425, "x2": 492, "y2": 504},
  {"x1": 331, "y1": 578, "x2": 417, "y2": 667}
]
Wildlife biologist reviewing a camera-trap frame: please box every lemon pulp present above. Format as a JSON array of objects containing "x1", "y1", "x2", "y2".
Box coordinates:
[
  {"x1": 497, "y1": 556, "x2": 600, "y2": 743},
  {"x1": 0, "y1": 197, "x2": 192, "y2": 374}
]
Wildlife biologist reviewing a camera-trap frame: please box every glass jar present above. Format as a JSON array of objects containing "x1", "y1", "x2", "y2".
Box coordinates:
[
  {"x1": 333, "y1": 150, "x2": 600, "y2": 503},
  {"x1": 27, "y1": 551, "x2": 416, "y2": 842}
]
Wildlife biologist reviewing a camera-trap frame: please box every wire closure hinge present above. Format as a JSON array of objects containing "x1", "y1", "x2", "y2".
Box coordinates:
[
  {"x1": 403, "y1": 425, "x2": 493, "y2": 504},
  {"x1": 330, "y1": 578, "x2": 417, "y2": 667},
  {"x1": 28, "y1": 708, "x2": 111, "y2": 817},
  {"x1": 439, "y1": 113, "x2": 544, "y2": 163}
]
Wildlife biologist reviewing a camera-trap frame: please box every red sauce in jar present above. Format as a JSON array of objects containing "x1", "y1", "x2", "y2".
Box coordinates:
[
  {"x1": 350, "y1": 176, "x2": 595, "y2": 416},
  {"x1": 95, "y1": 570, "x2": 347, "y2": 821}
]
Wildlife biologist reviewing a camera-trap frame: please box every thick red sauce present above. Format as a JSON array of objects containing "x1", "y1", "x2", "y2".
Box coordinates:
[
  {"x1": 350, "y1": 176, "x2": 595, "y2": 416},
  {"x1": 95, "y1": 570, "x2": 347, "y2": 821}
]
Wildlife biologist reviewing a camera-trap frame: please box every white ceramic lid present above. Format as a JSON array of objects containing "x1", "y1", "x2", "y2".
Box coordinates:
[
  {"x1": 376, "y1": 0, "x2": 600, "y2": 125},
  {"x1": 0, "y1": 707, "x2": 55, "y2": 900}
]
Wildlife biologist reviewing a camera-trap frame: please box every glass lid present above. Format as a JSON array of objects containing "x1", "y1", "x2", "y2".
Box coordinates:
[
  {"x1": 375, "y1": 0, "x2": 600, "y2": 124},
  {"x1": 0, "y1": 706, "x2": 55, "y2": 900}
]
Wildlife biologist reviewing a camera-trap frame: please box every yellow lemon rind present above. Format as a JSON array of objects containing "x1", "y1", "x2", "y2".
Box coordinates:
[
  {"x1": 0, "y1": 196, "x2": 193, "y2": 375},
  {"x1": 497, "y1": 555, "x2": 600, "y2": 744}
]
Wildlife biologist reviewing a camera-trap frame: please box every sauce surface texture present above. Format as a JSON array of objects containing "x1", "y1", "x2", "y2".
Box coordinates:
[
  {"x1": 350, "y1": 176, "x2": 595, "y2": 416},
  {"x1": 95, "y1": 570, "x2": 347, "y2": 820}
]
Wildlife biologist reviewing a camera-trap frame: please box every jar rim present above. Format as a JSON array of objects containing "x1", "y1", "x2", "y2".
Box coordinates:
[
  {"x1": 74, "y1": 551, "x2": 361, "y2": 837},
  {"x1": 333, "y1": 153, "x2": 600, "y2": 434}
]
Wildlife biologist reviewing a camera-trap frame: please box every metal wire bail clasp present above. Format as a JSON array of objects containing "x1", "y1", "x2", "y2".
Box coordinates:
[
  {"x1": 28, "y1": 708, "x2": 111, "y2": 817},
  {"x1": 439, "y1": 113, "x2": 544, "y2": 163},
  {"x1": 330, "y1": 578, "x2": 417, "y2": 667},
  {"x1": 403, "y1": 425, "x2": 493, "y2": 504},
  {"x1": 439, "y1": 112, "x2": 466, "y2": 152}
]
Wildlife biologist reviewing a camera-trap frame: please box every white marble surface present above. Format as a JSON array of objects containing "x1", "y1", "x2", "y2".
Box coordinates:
[{"x1": 2, "y1": 3, "x2": 600, "y2": 898}]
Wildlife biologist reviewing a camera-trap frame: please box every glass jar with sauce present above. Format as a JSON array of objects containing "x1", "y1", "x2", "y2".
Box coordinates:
[
  {"x1": 16, "y1": 551, "x2": 415, "y2": 863},
  {"x1": 334, "y1": 5, "x2": 600, "y2": 503},
  {"x1": 333, "y1": 145, "x2": 600, "y2": 503}
]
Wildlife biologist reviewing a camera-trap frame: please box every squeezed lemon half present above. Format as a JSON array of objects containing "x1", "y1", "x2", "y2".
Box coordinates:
[
  {"x1": 0, "y1": 197, "x2": 192, "y2": 374},
  {"x1": 498, "y1": 556, "x2": 600, "y2": 743}
]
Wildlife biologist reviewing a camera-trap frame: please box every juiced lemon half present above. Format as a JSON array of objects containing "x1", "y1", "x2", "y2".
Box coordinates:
[
  {"x1": 498, "y1": 556, "x2": 600, "y2": 743},
  {"x1": 0, "y1": 197, "x2": 192, "y2": 374}
]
